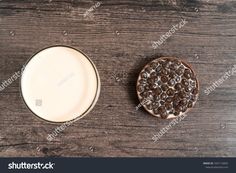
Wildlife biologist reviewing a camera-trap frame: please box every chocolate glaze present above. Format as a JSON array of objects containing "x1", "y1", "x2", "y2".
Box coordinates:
[{"x1": 136, "y1": 57, "x2": 199, "y2": 119}]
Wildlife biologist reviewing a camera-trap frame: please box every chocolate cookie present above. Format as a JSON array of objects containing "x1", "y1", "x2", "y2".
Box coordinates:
[{"x1": 136, "y1": 57, "x2": 199, "y2": 119}]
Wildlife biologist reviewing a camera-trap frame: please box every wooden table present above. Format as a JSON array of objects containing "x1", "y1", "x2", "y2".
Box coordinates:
[{"x1": 0, "y1": 0, "x2": 236, "y2": 157}]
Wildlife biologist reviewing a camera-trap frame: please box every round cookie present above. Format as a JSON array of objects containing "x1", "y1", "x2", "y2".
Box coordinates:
[{"x1": 136, "y1": 57, "x2": 199, "y2": 119}]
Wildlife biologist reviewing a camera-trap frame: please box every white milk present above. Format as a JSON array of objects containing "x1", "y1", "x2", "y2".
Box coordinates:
[{"x1": 21, "y1": 46, "x2": 100, "y2": 122}]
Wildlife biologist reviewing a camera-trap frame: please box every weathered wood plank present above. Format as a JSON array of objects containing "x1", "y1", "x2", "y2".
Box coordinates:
[{"x1": 0, "y1": 0, "x2": 236, "y2": 157}]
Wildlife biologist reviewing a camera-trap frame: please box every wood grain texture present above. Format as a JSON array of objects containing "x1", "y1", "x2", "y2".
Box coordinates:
[{"x1": 0, "y1": 0, "x2": 236, "y2": 157}]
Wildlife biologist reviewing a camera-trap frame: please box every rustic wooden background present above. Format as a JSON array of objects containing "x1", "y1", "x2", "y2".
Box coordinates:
[{"x1": 0, "y1": 0, "x2": 236, "y2": 157}]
